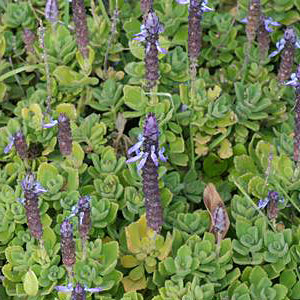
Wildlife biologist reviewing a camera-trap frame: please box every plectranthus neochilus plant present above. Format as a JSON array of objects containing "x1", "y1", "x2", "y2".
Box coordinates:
[
  {"x1": 20, "y1": 173, "x2": 47, "y2": 241},
  {"x1": 269, "y1": 27, "x2": 300, "y2": 83},
  {"x1": 241, "y1": 16, "x2": 280, "y2": 61},
  {"x1": 285, "y1": 65, "x2": 300, "y2": 162},
  {"x1": 134, "y1": 10, "x2": 166, "y2": 89},
  {"x1": 60, "y1": 219, "x2": 76, "y2": 280},
  {"x1": 72, "y1": 0, "x2": 89, "y2": 59},
  {"x1": 43, "y1": 114, "x2": 73, "y2": 156},
  {"x1": 56, "y1": 283, "x2": 103, "y2": 299},
  {"x1": 176, "y1": 0, "x2": 212, "y2": 79},
  {"x1": 69, "y1": 195, "x2": 92, "y2": 259},
  {"x1": 4, "y1": 131, "x2": 28, "y2": 159},
  {"x1": 126, "y1": 113, "x2": 167, "y2": 233},
  {"x1": 45, "y1": 0, "x2": 59, "y2": 25},
  {"x1": 258, "y1": 191, "x2": 284, "y2": 221}
]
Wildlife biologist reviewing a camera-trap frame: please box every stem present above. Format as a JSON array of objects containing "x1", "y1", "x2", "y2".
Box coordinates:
[
  {"x1": 38, "y1": 21, "x2": 52, "y2": 115},
  {"x1": 104, "y1": 8, "x2": 119, "y2": 75},
  {"x1": 64, "y1": 0, "x2": 70, "y2": 26},
  {"x1": 233, "y1": 179, "x2": 276, "y2": 231},
  {"x1": 149, "y1": 85, "x2": 158, "y2": 105},
  {"x1": 190, "y1": 124, "x2": 195, "y2": 169},
  {"x1": 190, "y1": 61, "x2": 197, "y2": 105}
]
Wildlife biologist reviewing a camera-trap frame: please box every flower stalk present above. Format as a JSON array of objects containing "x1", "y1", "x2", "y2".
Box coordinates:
[
  {"x1": 60, "y1": 219, "x2": 76, "y2": 281},
  {"x1": 134, "y1": 10, "x2": 166, "y2": 90},
  {"x1": 126, "y1": 113, "x2": 167, "y2": 233},
  {"x1": 72, "y1": 0, "x2": 89, "y2": 59},
  {"x1": 58, "y1": 114, "x2": 73, "y2": 156},
  {"x1": 21, "y1": 173, "x2": 47, "y2": 241}
]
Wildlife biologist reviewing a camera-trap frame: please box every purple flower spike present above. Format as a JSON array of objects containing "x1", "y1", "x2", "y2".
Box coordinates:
[
  {"x1": 45, "y1": 0, "x2": 59, "y2": 24},
  {"x1": 264, "y1": 17, "x2": 280, "y2": 32},
  {"x1": 269, "y1": 38, "x2": 285, "y2": 58},
  {"x1": 4, "y1": 135, "x2": 15, "y2": 154}
]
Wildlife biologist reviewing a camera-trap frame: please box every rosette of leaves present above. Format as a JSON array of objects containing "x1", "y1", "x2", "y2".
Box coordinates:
[
  {"x1": 89, "y1": 79, "x2": 123, "y2": 115},
  {"x1": 41, "y1": 25, "x2": 77, "y2": 68},
  {"x1": 233, "y1": 218, "x2": 266, "y2": 265},
  {"x1": 122, "y1": 291, "x2": 144, "y2": 300},
  {"x1": 2, "y1": 222, "x2": 62, "y2": 297},
  {"x1": 88, "y1": 146, "x2": 125, "y2": 178},
  {"x1": 234, "y1": 82, "x2": 272, "y2": 130},
  {"x1": 231, "y1": 194, "x2": 259, "y2": 225},
  {"x1": 279, "y1": 269, "x2": 300, "y2": 299},
  {"x1": 175, "y1": 211, "x2": 210, "y2": 235},
  {"x1": 231, "y1": 140, "x2": 296, "y2": 202},
  {"x1": 2, "y1": 2, "x2": 34, "y2": 28},
  {"x1": 263, "y1": 229, "x2": 292, "y2": 279},
  {"x1": 94, "y1": 174, "x2": 124, "y2": 203},
  {"x1": 240, "y1": 266, "x2": 287, "y2": 300},
  {"x1": 163, "y1": 46, "x2": 189, "y2": 83},
  {"x1": 120, "y1": 215, "x2": 172, "y2": 292},
  {"x1": 121, "y1": 186, "x2": 145, "y2": 222},
  {"x1": 154, "y1": 233, "x2": 234, "y2": 289},
  {"x1": 201, "y1": 13, "x2": 239, "y2": 68},
  {"x1": 163, "y1": 196, "x2": 189, "y2": 231},
  {"x1": 191, "y1": 82, "x2": 237, "y2": 159},
  {"x1": 90, "y1": 196, "x2": 118, "y2": 232},
  {"x1": 73, "y1": 113, "x2": 107, "y2": 154},
  {"x1": 73, "y1": 239, "x2": 122, "y2": 292},
  {"x1": 153, "y1": 277, "x2": 214, "y2": 300},
  {"x1": 37, "y1": 163, "x2": 64, "y2": 204}
]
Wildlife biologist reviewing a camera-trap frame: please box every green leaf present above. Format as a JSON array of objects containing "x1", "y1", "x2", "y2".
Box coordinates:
[{"x1": 23, "y1": 269, "x2": 39, "y2": 296}]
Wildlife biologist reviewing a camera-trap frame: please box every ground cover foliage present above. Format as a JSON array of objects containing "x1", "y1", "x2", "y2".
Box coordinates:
[{"x1": 0, "y1": 0, "x2": 300, "y2": 299}]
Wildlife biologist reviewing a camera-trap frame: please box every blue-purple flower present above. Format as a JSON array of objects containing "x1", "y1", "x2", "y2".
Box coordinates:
[
  {"x1": 258, "y1": 191, "x2": 284, "y2": 209},
  {"x1": 126, "y1": 134, "x2": 167, "y2": 171},
  {"x1": 269, "y1": 30, "x2": 300, "y2": 58},
  {"x1": 21, "y1": 173, "x2": 47, "y2": 196},
  {"x1": 176, "y1": 0, "x2": 213, "y2": 12},
  {"x1": 241, "y1": 16, "x2": 280, "y2": 33},
  {"x1": 133, "y1": 10, "x2": 166, "y2": 54},
  {"x1": 55, "y1": 283, "x2": 103, "y2": 297},
  {"x1": 42, "y1": 117, "x2": 58, "y2": 128},
  {"x1": 285, "y1": 66, "x2": 300, "y2": 87}
]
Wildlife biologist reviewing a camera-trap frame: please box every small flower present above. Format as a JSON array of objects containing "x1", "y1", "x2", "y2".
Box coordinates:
[
  {"x1": 21, "y1": 173, "x2": 47, "y2": 196},
  {"x1": 126, "y1": 134, "x2": 167, "y2": 171},
  {"x1": 4, "y1": 135, "x2": 15, "y2": 154},
  {"x1": 258, "y1": 191, "x2": 284, "y2": 209},
  {"x1": 269, "y1": 38, "x2": 285, "y2": 58},
  {"x1": 285, "y1": 73, "x2": 299, "y2": 87},
  {"x1": 42, "y1": 117, "x2": 58, "y2": 128},
  {"x1": 176, "y1": 0, "x2": 213, "y2": 12},
  {"x1": 4, "y1": 131, "x2": 28, "y2": 159},
  {"x1": 55, "y1": 283, "x2": 103, "y2": 297},
  {"x1": 23, "y1": 29, "x2": 36, "y2": 54},
  {"x1": 241, "y1": 16, "x2": 280, "y2": 32}
]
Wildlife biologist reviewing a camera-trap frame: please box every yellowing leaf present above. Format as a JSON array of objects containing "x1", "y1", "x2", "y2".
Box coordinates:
[{"x1": 23, "y1": 269, "x2": 39, "y2": 296}]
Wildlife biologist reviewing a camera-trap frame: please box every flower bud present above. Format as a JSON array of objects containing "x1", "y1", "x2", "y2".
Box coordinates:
[
  {"x1": 58, "y1": 114, "x2": 72, "y2": 156},
  {"x1": 72, "y1": 0, "x2": 89, "y2": 58},
  {"x1": 60, "y1": 219, "x2": 76, "y2": 268}
]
